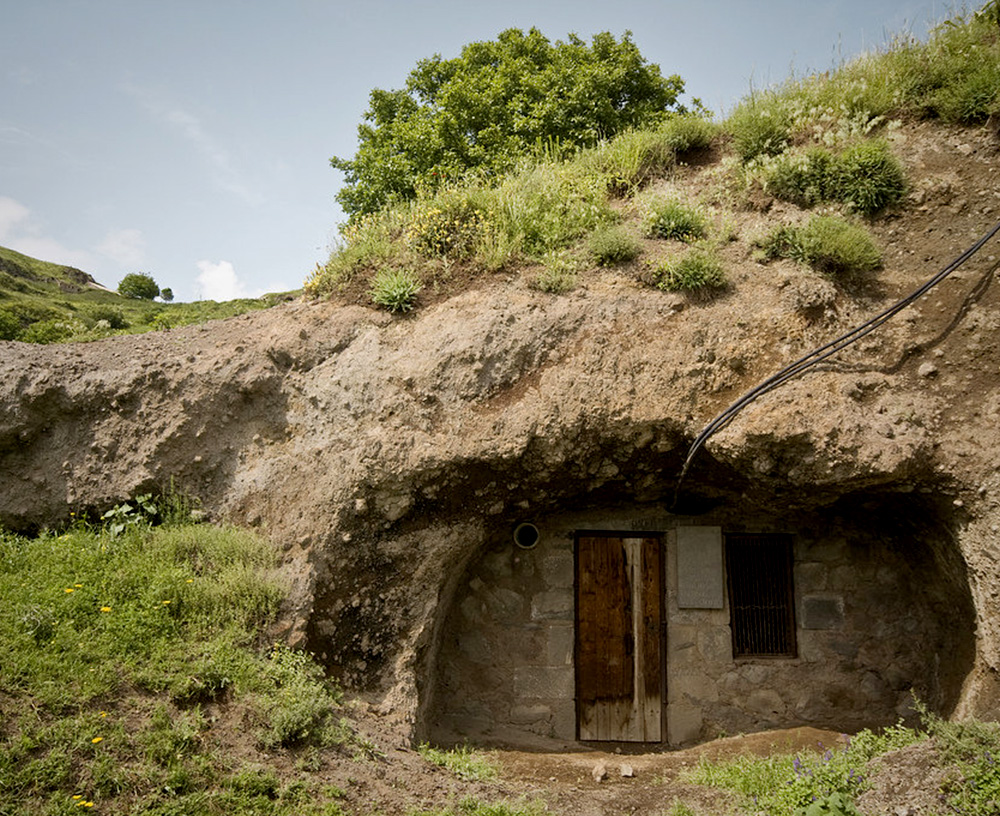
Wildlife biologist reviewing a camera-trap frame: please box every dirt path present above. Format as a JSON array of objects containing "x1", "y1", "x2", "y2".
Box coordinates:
[{"x1": 491, "y1": 727, "x2": 848, "y2": 815}]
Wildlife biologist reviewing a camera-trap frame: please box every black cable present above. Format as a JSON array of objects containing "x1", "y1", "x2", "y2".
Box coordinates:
[{"x1": 672, "y1": 218, "x2": 1000, "y2": 504}]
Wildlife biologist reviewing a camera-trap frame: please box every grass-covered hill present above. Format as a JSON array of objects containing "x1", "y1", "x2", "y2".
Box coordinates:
[
  {"x1": 309, "y1": 3, "x2": 1000, "y2": 315},
  {"x1": 0, "y1": 246, "x2": 296, "y2": 344}
]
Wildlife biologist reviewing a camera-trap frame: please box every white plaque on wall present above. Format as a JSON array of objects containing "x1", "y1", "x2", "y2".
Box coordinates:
[{"x1": 677, "y1": 526, "x2": 724, "y2": 609}]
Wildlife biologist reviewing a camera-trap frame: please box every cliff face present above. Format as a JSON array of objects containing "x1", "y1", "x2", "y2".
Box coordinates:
[{"x1": 3, "y1": 121, "x2": 1000, "y2": 739}]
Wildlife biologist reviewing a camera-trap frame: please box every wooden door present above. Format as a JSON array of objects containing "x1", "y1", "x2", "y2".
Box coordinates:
[{"x1": 576, "y1": 535, "x2": 663, "y2": 742}]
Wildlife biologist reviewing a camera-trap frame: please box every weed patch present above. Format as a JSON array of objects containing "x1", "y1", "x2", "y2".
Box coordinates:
[
  {"x1": 757, "y1": 216, "x2": 883, "y2": 277},
  {"x1": 684, "y1": 723, "x2": 922, "y2": 815},
  {"x1": 648, "y1": 245, "x2": 726, "y2": 293},
  {"x1": 587, "y1": 225, "x2": 642, "y2": 266},
  {"x1": 370, "y1": 267, "x2": 422, "y2": 312},
  {"x1": 418, "y1": 743, "x2": 500, "y2": 782},
  {"x1": 644, "y1": 199, "x2": 708, "y2": 242}
]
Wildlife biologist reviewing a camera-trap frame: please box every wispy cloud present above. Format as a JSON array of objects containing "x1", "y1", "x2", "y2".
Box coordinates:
[
  {"x1": 0, "y1": 195, "x2": 94, "y2": 269},
  {"x1": 96, "y1": 228, "x2": 146, "y2": 267},
  {"x1": 124, "y1": 83, "x2": 263, "y2": 205}
]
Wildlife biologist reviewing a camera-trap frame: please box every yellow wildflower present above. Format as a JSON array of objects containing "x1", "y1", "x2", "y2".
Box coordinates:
[
  {"x1": 64, "y1": 588, "x2": 75, "y2": 593},
  {"x1": 100, "y1": 606, "x2": 111, "y2": 613}
]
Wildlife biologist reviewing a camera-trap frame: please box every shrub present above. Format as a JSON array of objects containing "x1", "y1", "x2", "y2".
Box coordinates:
[
  {"x1": 87, "y1": 305, "x2": 129, "y2": 330},
  {"x1": 0, "y1": 308, "x2": 21, "y2": 340},
  {"x1": 19, "y1": 319, "x2": 75, "y2": 344},
  {"x1": 796, "y1": 216, "x2": 883, "y2": 275},
  {"x1": 531, "y1": 250, "x2": 579, "y2": 293},
  {"x1": 726, "y1": 94, "x2": 791, "y2": 162},
  {"x1": 644, "y1": 199, "x2": 708, "y2": 242},
  {"x1": 587, "y1": 225, "x2": 641, "y2": 266},
  {"x1": 117, "y1": 272, "x2": 160, "y2": 300},
  {"x1": 831, "y1": 140, "x2": 906, "y2": 215},
  {"x1": 252, "y1": 646, "x2": 347, "y2": 749},
  {"x1": 758, "y1": 216, "x2": 882, "y2": 277},
  {"x1": 406, "y1": 197, "x2": 487, "y2": 258},
  {"x1": 764, "y1": 147, "x2": 836, "y2": 207},
  {"x1": 650, "y1": 246, "x2": 726, "y2": 292},
  {"x1": 661, "y1": 114, "x2": 718, "y2": 153},
  {"x1": 370, "y1": 267, "x2": 422, "y2": 312},
  {"x1": 586, "y1": 129, "x2": 677, "y2": 195}
]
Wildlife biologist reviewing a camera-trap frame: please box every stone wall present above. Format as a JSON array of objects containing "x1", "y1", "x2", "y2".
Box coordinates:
[{"x1": 428, "y1": 497, "x2": 974, "y2": 746}]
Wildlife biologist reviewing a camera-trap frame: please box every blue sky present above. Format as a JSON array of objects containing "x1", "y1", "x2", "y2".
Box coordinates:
[{"x1": 1, "y1": 0, "x2": 947, "y2": 302}]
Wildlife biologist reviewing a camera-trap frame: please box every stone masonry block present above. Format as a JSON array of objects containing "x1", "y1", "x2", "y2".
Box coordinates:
[
  {"x1": 531, "y1": 589, "x2": 573, "y2": 621},
  {"x1": 514, "y1": 666, "x2": 575, "y2": 699}
]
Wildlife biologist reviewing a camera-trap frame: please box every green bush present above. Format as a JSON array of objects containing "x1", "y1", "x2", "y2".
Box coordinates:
[
  {"x1": 0, "y1": 308, "x2": 21, "y2": 340},
  {"x1": 650, "y1": 246, "x2": 726, "y2": 292},
  {"x1": 762, "y1": 140, "x2": 906, "y2": 216},
  {"x1": 831, "y1": 140, "x2": 906, "y2": 215},
  {"x1": 19, "y1": 319, "x2": 76, "y2": 344},
  {"x1": 764, "y1": 147, "x2": 836, "y2": 207},
  {"x1": 87, "y1": 305, "x2": 129, "y2": 329},
  {"x1": 644, "y1": 199, "x2": 708, "y2": 242},
  {"x1": 406, "y1": 196, "x2": 487, "y2": 258},
  {"x1": 252, "y1": 646, "x2": 347, "y2": 749},
  {"x1": 758, "y1": 216, "x2": 882, "y2": 277},
  {"x1": 370, "y1": 267, "x2": 422, "y2": 312},
  {"x1": 587, "y1": 225, "x2": 641, "y2": 266},
  {"x1": 726, "y1": 94, "x2": 791, "y2": 162},
  {"x1": 661, "y1": 114, "x2": 718, "y2": 153}
]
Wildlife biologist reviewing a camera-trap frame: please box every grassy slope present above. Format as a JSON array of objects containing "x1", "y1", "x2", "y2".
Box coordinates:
[
  {"x1": 0, "y1": 246, "x2": 298, "y2": 344},
  {"x1": 308, "y1": 4, "x2": 1000, "y2": 312}
]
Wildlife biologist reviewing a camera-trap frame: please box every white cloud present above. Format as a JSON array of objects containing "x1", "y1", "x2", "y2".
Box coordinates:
[
  {"x1": 195, "y1": 259, "x2": 252, "y2": 301},
  {"x1": 96, "y1": 228, "x2": 146, "y2": 267},
  {"x1": 0, "y1": 195, "x2": 93, "y2": 269},
  {"x1": 0, "y1": 196, "x2": 30, "y2": 241}
]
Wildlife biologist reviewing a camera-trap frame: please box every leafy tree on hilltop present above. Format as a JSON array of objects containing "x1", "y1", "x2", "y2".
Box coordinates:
[
  {"x1": 117, "y1": 272, "x2": 160, "y2": 300},
  {"x1": 331, "y1": 28, "x2": 690, "y2": 221}
]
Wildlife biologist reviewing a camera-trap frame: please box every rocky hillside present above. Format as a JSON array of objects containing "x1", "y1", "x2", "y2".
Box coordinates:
[{"x1": 2, "y1": 115, "x2": 1000, "y2": 746}]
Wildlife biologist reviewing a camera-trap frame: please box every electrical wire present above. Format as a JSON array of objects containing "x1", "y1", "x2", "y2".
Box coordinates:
[{"x1": 672, "y1": 218, "x2": 1000, "y2": 504}]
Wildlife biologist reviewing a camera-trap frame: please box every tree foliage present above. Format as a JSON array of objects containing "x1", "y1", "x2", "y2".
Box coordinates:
[
  {"x1": 117, "y1": 273, "x2": 160, "y2": 301},
  {"x1": 331, "y1": 28, "x2": 689, "y2": 221}
]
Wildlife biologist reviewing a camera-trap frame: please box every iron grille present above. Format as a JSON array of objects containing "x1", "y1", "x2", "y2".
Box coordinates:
[{"x1": 725, "y1": 534, "x2": 796, "y2": 658}]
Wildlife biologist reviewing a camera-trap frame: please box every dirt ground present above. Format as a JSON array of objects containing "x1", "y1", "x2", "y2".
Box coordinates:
[{"x1": 293, "y1": 713, "x2": 943, "y2": 815}]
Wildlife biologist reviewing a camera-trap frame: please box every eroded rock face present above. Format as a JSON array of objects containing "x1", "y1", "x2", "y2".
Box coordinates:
[{"x1": 3, "y1": 123, "x2": 1000, "y2": 741}]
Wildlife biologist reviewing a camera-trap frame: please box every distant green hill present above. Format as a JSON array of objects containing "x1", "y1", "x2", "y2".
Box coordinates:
[{"x1": 0, "y1": 246, "x2": 298, "y2": 343}]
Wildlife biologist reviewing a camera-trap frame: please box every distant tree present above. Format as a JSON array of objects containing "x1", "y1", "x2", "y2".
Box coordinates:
[
  {"x1": 117, "y1": 273, "x2": 160, "y2": 301},
  {"x1": 331, "y1": 28, "x2": 689, "y2": 221},
  {"x1": 160, "y1": 287, "x2": 174, "y2": 302}
]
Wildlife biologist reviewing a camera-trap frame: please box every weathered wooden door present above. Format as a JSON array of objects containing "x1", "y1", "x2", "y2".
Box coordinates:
[{"x1": 575, "y1": 535, "x2": 663, "y2": 741}]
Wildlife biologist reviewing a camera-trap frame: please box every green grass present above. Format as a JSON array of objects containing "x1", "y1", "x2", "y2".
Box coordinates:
[
  {"x1": 649, "y1": 245, "x2": 726, "y2": 293},
  {"x1": 683, "y1": 722, "x2": 923, "y2": 815},
  {"x1": 370, "y1": 267, "x2": 422, "y2": 312},
  {"x1": 587, "y1": 225, "x2": 642, "y2": 266},
  {"x1": 418, "y1": 743, "x2": 501, "y2": 782},
  {"x1": 644, "y1": 199, "x2": 709, "y2": 242},
  {"x1": 757, "y1": 216, "x2": 883, "y2": 277},
  {"x1": 0, "y1": 505, "x2": 355, "y2": 815},
  {"x1": 412, "y1": 797, "x2": 547, "y2": 816},
  {"x1": 0, "y1": 245, "x2": 296, "y2": 344}
]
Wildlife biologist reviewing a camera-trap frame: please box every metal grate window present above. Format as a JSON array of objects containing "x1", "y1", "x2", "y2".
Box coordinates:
[{"x1": 725, "y1": 534, "x2": 796, "y2": 658}]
